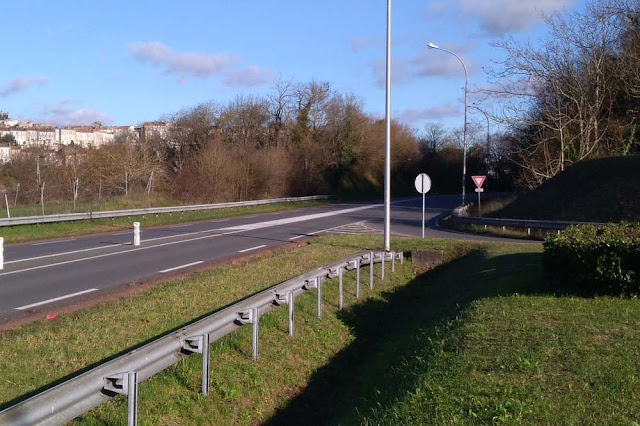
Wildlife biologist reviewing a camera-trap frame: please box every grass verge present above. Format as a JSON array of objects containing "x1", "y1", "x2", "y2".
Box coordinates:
[
  {"x1": 0, "y1": 195, "x2": 181, "y2": 219},
  {"x1": 0, "y1": 200, "x2": 328, "y2": 244},
  {"x1": 2, "y1": 235, "x2": 639, "y2": 425}
]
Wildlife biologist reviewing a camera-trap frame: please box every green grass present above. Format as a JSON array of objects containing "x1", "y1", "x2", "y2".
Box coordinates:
[
  {"x1": 464, "y1": 195, "x2": 516, "y2": 218},
  {"x1": 1, "y1": 235, "x2": 639, "y2": 425},
  {"x1": 0, "y1": 200, "x2": 328, "y2": 244},
  {"x1": 0, "y1": 194, "x2": 181, "y2": 219}
]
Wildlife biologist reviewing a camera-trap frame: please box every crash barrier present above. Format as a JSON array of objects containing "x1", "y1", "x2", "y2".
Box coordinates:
[
  {"x1": 0, "y1": 250, "x2": 403, "y2": 425},
  {"x1": 0, "y1": 195, "x2": 333, "y2": 227}
]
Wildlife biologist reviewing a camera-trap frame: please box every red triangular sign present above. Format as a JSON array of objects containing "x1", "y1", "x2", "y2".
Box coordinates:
[{"x1": 472, "y1": 176, "x2": 486, "y2": 188}]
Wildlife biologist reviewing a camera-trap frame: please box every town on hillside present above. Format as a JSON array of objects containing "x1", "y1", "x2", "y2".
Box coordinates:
[{"x1": 0, "y1": 110, "x2": 169, "y2": 162}]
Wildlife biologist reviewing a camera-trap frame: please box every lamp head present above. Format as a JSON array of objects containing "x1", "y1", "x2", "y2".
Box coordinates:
[{"x1": 427, "y1": 42, "x2": 439, "y2": 49}]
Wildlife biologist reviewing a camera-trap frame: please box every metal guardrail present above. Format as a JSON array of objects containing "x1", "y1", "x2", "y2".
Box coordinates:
[
  {"x1": 451, "y1": 205, "x2": 605, "y2": 231},
  {"x1": 0, "y1": 196, "x2": 333, "y2": 227},
  {"x1": 0, "y1": 250, "x2": 403, "y2": 426}
]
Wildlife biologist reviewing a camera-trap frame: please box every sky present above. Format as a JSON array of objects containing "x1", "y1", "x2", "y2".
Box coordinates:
[{"x1": 0, "y1": 0, "x2": 587, "y2": 133}]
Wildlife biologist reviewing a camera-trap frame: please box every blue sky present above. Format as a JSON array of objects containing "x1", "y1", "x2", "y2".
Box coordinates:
[{"x1": 0, "y1": 0, "x2": 585, "y2": 132}]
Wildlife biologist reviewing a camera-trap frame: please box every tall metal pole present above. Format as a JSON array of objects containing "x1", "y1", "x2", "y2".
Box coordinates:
[{"x1": 383, "y1": 0, "x2": 392, "y2": 252}]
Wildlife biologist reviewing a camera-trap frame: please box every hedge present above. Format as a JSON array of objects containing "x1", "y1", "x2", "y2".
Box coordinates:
[{"x1": 543, "y1": 223, "x2": 640, "y2": 296}]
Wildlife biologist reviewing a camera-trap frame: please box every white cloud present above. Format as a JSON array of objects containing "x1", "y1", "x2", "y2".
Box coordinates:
[
  {"x1": 400, "y1": 106, "x2": 461, "y2": 124},
  {"x1": 129, "y1": 41, "x2": 274, "y2": 87},
  {"x1": 0, "y1": 76, "x2": 50, "y2": 98},
  {"x1": 459, "y1": 0, "x2": 575, "y2": 35},
  {"x1": 38, "y1": 102, "x2": 113, "y2": 126},
  {"x1": 411, "y1": 53, "x2": 469, "y2": 78}
]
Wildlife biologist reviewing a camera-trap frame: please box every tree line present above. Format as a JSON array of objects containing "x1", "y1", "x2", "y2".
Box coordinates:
[
  {"x1": 0, "y1": 81, "x2": 437, "y2": 207},
  {"x1": 485, "y1": 0, "x2": 640, "y2": 189}
]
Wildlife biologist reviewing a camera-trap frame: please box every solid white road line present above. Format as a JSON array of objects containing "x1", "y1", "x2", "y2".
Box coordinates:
[
  {"x1": 289, "y1": 235, "x2": 305, "y2": 240},
  {"x1": 238, "y1": 245, "x2": 267, "y2": 253},
  {"x1": 5, "y1": 230, "x2": 219, "y2": 265},
  {"x1": 0, "y1": 231, "x2": 242, "y2": 277},
  {"x1": 5, "y1": 243, "x2": 124, "y2": 265},
  {"x1": 31, "y1": 239, "x2": 76, "y2": 246},
  {"x1": 15, "y1": 288, "x2": 98, "y2": 310},
  {"x1": 7, "y1": 204, "x2": 381, "y2": 265},
  {"x1": 219, "y1": 204, "x2": 381, "y2": 232},
  {"x1": 159, "y1": 261, "x2": 203, "y2": 273}
]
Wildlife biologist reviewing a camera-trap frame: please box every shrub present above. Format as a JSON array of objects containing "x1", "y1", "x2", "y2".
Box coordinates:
[{"x1": 543, "y1": 223, "x2": 640, "y2": 296}]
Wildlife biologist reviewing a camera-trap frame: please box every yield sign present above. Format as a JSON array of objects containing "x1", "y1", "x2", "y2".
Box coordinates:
[{"x1": 472, "y1": 175, "x2": 486, "y2": 188}]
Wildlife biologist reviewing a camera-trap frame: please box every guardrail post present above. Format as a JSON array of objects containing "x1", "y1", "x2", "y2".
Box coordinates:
[
  {"x1": 288, "y1": 291, "x2": 294, "y2": 337},
  {"x1": 181, "y1": 335, "x2": 210, "y2": 396},
  {"x1": 369, "y1": 251, "x2": 374, "y2": 290},
  {"x1": 236, "y1": 309, "x2": 260, "y2": 360},
  {"x1": 317, "y1": 279, "x2": 322, "y2": 319},
  {"x1": 338, "y1": 267, "x2": 343, "y2": 310},
  {"x1": 252, "y1": 307, "x2": 259, "y2": 361},
  {"x1": 127, "y1": 371, "x2": 138, "y2": 426},
  {"x1": 133, "y1": 222, "x2": 140, "y2": 246},
  {"x1": 400, "y1": 251, "x2": 404, "y2": 265},
  {"x1": 202, "y1": 334, "x2": 210, "y2": 396},
  {"x1": 381, "y1": 254, "x2": 385, "y2": 281},
  {"x1": 356, "y1": 258, "x2": 360, "y2": 299},
  {"x1": 104, "y1": 371, "x2": 138, "y2": 426},
  {"x1": 391, "y1": 251, "x2": 395, "y2": 273},
  {"x1": 0, "y1": 237, "x2": 3, "y2": 270}
]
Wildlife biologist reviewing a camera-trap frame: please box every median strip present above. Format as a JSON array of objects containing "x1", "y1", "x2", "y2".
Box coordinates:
[
  {"x1": 15, "y1": 288, "x2": 98, "y2": 310},
  {"x1": 159, "y1": 261, "x2": 204, "y2": 273}
]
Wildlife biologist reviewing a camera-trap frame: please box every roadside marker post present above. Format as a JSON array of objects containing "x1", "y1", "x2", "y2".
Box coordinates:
[
  {"x1": 472, "y1": 176, "x2": 486, "y2": 217},
  {"x1": 133, "y1": 222, "x2": 140, "y2": 246},
  {"x1": 414, "y1": 173, "x2": 432, "y2": 238}
]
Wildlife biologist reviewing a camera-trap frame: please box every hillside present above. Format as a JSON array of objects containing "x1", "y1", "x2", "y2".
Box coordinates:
[{"x1": 492, "y1": 156, "x2": 640, "y2": 222}]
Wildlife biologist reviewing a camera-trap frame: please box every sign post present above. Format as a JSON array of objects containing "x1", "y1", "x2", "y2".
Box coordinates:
[
  {"x1": 471, "y1": 176, "x2": 486, "y2": 217},
  {"x1": 414, "y1": 173, "x2": 431, "y2": 238}
]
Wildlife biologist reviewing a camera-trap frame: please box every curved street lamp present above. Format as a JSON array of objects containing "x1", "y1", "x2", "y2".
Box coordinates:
[
  {"x1": 428, "y1": 42, "x2": 468, "y2": 206},
  {"x1": 471, "y1": 104, "x2": 491, "y2": 174}
]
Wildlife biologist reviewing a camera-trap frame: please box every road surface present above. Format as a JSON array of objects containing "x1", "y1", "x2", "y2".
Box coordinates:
[{"x1": 0, "y1": 195, "x2": 533, "y2": 323}]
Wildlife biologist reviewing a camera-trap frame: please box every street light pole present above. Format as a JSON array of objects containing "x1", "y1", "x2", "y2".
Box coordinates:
[
  {"x1": 427, "y1": 43, "x2": 468, "y2": 206},
  {"x1": 384, "y1": 0, "x2": 392, "y2": 252},
  {"x1": 472, "y1": 104, "x2": 491, "y2": 173}
]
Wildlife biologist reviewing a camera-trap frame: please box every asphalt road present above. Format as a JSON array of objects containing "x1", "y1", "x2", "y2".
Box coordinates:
[{"x1": 0, "y1": 195, "x2": 535, "y2": 323}]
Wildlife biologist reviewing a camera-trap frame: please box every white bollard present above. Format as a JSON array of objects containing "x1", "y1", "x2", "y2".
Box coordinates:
[
  {"x1": 133, "y1": 222, "x2": 140, "y2": 246},
  {"x1": 0, "y1": 237, "x2": 3, "y2": 270}
]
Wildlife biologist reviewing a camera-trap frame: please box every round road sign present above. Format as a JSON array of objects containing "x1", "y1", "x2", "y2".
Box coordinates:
[{"x1": 414, "y1": 173, "x2": 431, "y2": 194}]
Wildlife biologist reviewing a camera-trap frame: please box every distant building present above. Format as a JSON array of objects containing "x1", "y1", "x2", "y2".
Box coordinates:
[
  {"x1": 0, "y1": 111, "x2": 143, "y2": 151},
  {"x1": 141, "y1": 121, "x2": 171, "y2": 141}
]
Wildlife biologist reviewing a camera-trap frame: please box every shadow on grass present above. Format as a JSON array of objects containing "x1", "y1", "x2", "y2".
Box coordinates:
[{"x1": 265, "y1": 248, "x2": 543, "y2": 425}]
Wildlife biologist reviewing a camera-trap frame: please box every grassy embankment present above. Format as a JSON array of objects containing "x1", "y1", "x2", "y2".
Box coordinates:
[
  {"x1": 493, "y1": 155, "x2": 640, "y2": 223},
  {"x1": 1, "y1": 235, "x2": 639, "y2": 424},
  {"x1": 0, "y1": 195, "x2": 181, "y2": 219},
  {"x1": 446, "y1": 155, "x2": 640, "y2": 240},
  {"x1": 0, "y1": 199, "x2": 328, "y2": 245}
]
